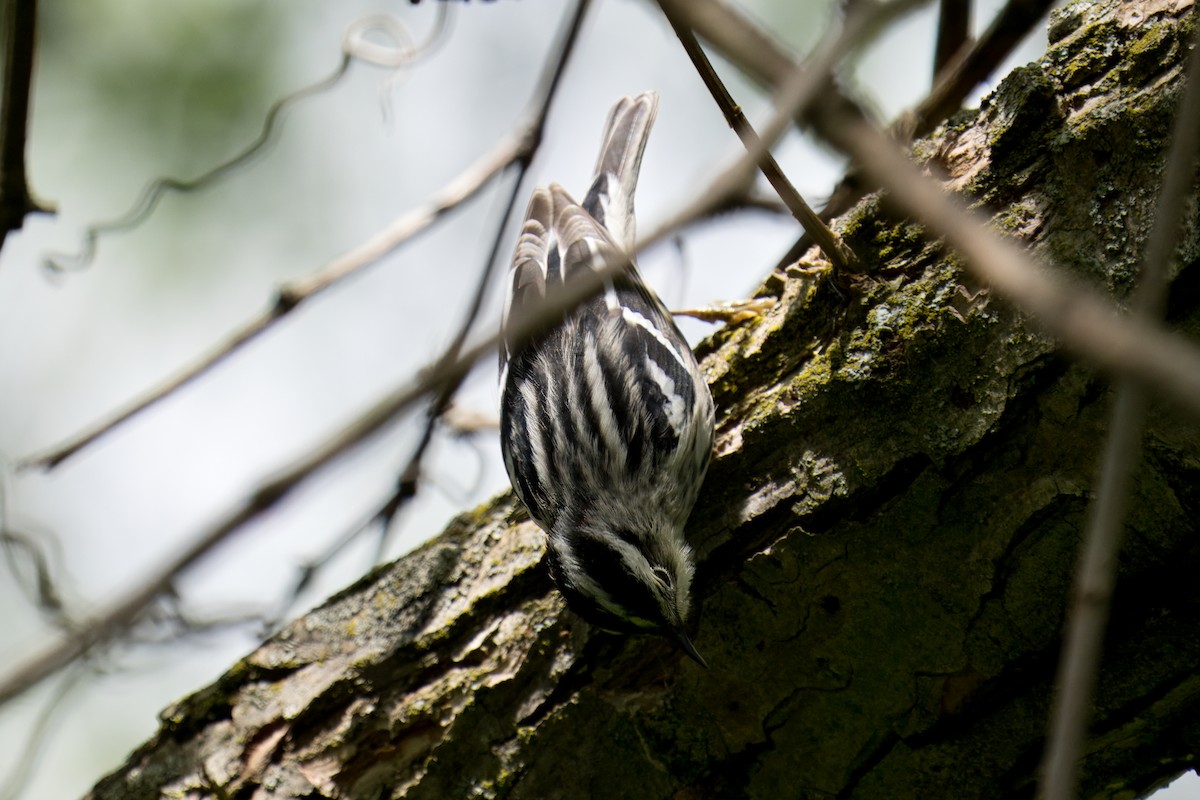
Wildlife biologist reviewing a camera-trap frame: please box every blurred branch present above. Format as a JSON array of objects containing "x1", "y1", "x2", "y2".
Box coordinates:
[
  {"x1": 778, "y1": 0, "x2": 1056, "y2": 269},
  {"x1": 812, "y1": 96, "x2": 1200, "y2": 414},
  {"x1": 648, "y1": 0, "x2": 900, "y2": 271},
  {"x1": 0, "y1": 473, "x2": 73, "y2": 631},
  {"x1": 933, "y1": 0, "x2": 970, "y2": 81},
  {"x1": 1039, "y1": 16, "x2": 1200, "y2": 800},
  {"x1": 670, "y1": 0, "x2": 1200, "y2": 410},
  {"x1": 646, "y1": 0, "x2": 925, "y2": 249},
  {"x1": 659, "y1": 1, "x2": 860, "y2": 281},
  {"x1": 349, "y1": 171, "x2": 525, "y2": 565},
  {"x1": 1, "y1": 527, "x2": 69, "y2": 628},
  {"x1": 408, "y1": 0, "x2": 595, "y2": 505},
  {"x1": 654, "y1": 0, "x2": 794, "y2": 94},
  {"x1": 908, "y1": 0, "x2": 1056, "y2": 141},
  {"x1": 23, "y1": 118, "x2": 525, "y2": 472},
  {"x1": 43, "y1": 8, "x2": 451, "y2": 273},
  {"x1": 0, "y1": 0, "x2": 51, "y2": 250}
]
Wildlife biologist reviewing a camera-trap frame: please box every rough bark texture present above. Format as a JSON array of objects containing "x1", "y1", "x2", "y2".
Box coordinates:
[{"x1": 88, "y1": 2, "x2": 1200, "y2": 799}]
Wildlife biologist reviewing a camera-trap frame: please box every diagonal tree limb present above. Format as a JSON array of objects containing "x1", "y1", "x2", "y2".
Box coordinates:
[
  {"x1": 658, "y1": 1, "x2": 860, "y2": 280},
  {"x1": 809, "y1": 96, "x2": 1200, "y2": 415},
  {"x1": 779, "y1": 0, "x2": 1058, "y2": 269}
]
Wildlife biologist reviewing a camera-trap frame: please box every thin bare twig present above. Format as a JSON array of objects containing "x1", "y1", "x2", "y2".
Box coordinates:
[
  {"x1": 654, "y1": 0, "x2": 793, "y2": 98},
  {"x1": 0, "y1": 472, "x2": 74, "y2": 632},
  {"x1": 2, "y1": 527, "x2": 69, "y2": 627},
  {"x1": 647, "y1": 0, "x2": 927, "y2": 248},
  {"x1": 673, "y1": 0, "x2": 1200, "y2": 415},
  {"x1": 653, "y1": 0, "x2": 926, "y2": 275},
  {"x1": 658, "y1": 1, "x2": 860, "y2": 279},
  {"x1": 0, "y1": 0, "x2": 51, "y2": 249},
  {"x1": 1039, "y1": 17, "x2": 1200, "y2": 800}
]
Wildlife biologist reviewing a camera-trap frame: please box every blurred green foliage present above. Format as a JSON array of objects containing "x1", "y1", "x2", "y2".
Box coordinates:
[{"x1": 37, "y1": 0, "x2": 292, "y2": 175}]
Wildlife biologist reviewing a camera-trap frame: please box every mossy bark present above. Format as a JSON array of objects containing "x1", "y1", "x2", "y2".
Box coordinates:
[{"x1": 87, "y1": 2, "x2": 1200, "y2": 798}]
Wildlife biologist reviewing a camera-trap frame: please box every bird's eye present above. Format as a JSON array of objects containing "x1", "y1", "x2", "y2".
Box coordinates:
[{"x1": 652, "y1": 566, "x2": 673, "y2": 587}]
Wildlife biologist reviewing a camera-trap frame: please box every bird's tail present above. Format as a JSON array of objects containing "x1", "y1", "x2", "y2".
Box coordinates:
[{"x1": 582, "y1": 91, "x2": 659, "y2": 253}]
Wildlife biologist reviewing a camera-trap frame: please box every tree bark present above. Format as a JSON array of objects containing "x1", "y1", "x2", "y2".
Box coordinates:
[{"x1": 87, "y1": 2, "x2": 1200, "y2": 798}]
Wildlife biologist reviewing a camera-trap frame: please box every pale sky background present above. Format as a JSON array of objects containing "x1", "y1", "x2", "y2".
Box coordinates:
[{"x1": 0, "y1": 1, "x2": 1195, "y2": 798}]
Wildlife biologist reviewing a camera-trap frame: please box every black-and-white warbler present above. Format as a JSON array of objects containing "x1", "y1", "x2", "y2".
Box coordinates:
[{"x1": 499, "y1": 92, "x2": 715, "y2": 666}]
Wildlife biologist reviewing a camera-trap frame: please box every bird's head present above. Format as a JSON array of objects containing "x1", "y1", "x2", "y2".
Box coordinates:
[{"x1": 546, "y1": 513, "x2": 706, "y2": 667}]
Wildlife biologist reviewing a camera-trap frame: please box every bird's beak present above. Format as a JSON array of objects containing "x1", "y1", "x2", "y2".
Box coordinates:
[{"x1": 672, "y1": 627, "x2": 709, "y2": 669}]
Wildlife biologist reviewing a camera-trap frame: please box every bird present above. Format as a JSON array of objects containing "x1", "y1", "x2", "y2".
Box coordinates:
[{"x1": 498, "y1": 92, "x2": 715, "y2": 667}]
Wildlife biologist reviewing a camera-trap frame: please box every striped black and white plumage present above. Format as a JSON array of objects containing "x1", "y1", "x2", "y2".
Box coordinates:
[{"x1": 499, "y1": 92, "x2": 714, "y2": 666}]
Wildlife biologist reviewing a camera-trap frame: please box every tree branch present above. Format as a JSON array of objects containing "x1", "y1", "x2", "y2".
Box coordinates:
[
  {"x1": 84, "y1": 7, "x2": 1200, "y2": 796},
  {"x1": 659, "y1": 2, "x2": 860, "y2": 279},
  {"x1": 0, "y1": 0, "x2": 50, "y2": 249}
]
